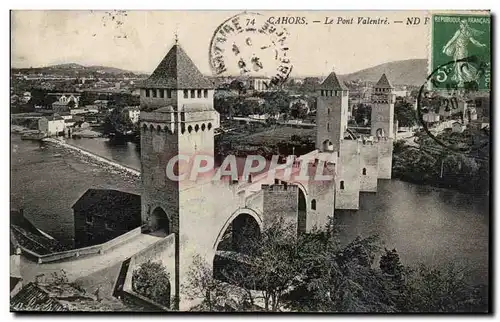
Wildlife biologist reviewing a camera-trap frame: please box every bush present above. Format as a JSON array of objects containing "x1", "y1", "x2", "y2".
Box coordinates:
[{"x1": 132, "y1": 260, "x2": 171, "y2": 307}]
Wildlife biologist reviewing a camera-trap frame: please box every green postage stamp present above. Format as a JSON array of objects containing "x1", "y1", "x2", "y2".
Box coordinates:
[{"x1": 431, "y1": 14, "x2": 491, "y2": 91}]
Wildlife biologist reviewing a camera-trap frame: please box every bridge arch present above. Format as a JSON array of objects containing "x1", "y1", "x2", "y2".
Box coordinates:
[{"x1": 212, "y1": 208, "x2": 263, "y2": 252}]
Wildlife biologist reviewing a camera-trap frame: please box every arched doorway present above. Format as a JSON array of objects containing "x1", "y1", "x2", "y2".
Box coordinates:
[
  {"x1": 297, "y1": 188, "x2": 307, "y2": 235},
  {"x1": 322, "y1": 139, "x2": 333, "y2": 151},
  {"x1": 150, "y1": 207, "x2": 170, "y2": 237},
  {"x1": 376, "y1": 128, "x2": 385, "y2": 138}
]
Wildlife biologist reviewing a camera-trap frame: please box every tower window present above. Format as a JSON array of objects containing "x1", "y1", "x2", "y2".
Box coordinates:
[
  {"x1": 327, "y1": 123, "x2": 330, "y2": 132},
  {"x1": 152, "y1": 89, "x2": 157, "y2": 98},
  {"x1": 145, "y1": 89, "x2": 150, "y2": 97},
  {"x1": 184, "y1": 90, "x2": 188, "y2": 98},
  {"x1": 197, "y1": 89, "x2": 202, "y2": 98},
  {"x1": 342, "y1": 90, "x2": 347, "y2": 96},
  {"x1": 188, "y1": 125, "x2": 193, "y2": 133},
  {"x1": 311, "y1": 199, "x2": 317, "y2": 210},
  {"x1": 159, "y1": 89, "x2": 165, "y2": 98},
  {"x1": 208, "y1": 122, "x2": 212, "y2": 130},
  {"x1": 190, "y1": 90, "x2": 195, "y2": 98},
  {"x1": 204, "y1": 89, "x2": 208, "y2": 98},
  {"x1": 328, "y1": 108, "x2": 331, "y2": 115},
  {"x1": 362, "y1": 168, "x2": 367, "y2": 175},
  {"x1": 340, "y1": 181, "x2": 345, "y2": 190},
  {"x1": 321, "y1": 90, "x2": 324, "y2": 96},
  {"x1": 167, "y1": 89, "x2": 172, "y2": 98}
]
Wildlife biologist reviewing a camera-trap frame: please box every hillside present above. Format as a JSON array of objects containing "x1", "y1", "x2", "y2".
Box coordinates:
[
  {"x1": 11, "y1": 63, "x2": 148, "y2": 78},
  {"x1": 340, "y1": 59, "x2": 428, "y2": 87}
]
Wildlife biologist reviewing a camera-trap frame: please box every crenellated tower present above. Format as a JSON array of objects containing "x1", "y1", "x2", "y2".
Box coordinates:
[
  {"x1": 316, "y1": 71, "x2": 349, "y2": 153},
  {"x1": 371, "y1": 73, "x2": 395, "y2": 139},
  {"x1": 371, "y1": 73, "x2": 395, "y2": 179},
  {"x1": 139, "y1": 42, "x2": 219, "y2": 307},
  {"x1": 139, "y1": 42, "x2": 219, "y2": 233}
]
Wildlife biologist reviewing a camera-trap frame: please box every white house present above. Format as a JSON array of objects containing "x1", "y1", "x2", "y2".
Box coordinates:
[
  {"x1": 123, "y1": 106, "x2": 141, "y2": 124},
  {"x1": 38, "y1": 115, "x2": 65, "y2": 136},
  {"x1": 422, "y1": 110, "x2": 440, "y2": 124}
]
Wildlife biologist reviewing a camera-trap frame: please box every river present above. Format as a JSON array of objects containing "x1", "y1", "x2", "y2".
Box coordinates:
[{"x1": 11, "y1": 136, "x2": 489, "y2": 285}]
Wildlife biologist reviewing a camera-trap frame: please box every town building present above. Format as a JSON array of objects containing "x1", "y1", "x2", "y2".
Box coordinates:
[
  {"x1": 248, "y1": 77, "x2": 271, "y2": 92},
  {"x1": 38, "y1": 115, "x2": 65, "y2": 136},
  {"x1": 47, "y1": 93, "x2": 81, "y2": 108},
  {"x1": 422, "y1": 111, "x2": 440, "y2": 124},
  {"x1": 123, "y1": 106, "x2": 141, "y2": 123},
  {"x1": 72, "y1": 189, "x2": 141, "y2": 248}
]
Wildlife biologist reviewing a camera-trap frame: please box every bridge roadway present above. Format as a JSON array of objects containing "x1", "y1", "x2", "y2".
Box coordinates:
[{"x1": 19, "y1": 232, "x2": 164, "y2": 283}]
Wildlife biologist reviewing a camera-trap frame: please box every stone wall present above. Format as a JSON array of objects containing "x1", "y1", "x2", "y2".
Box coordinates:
[
  {"x1": 377, "y1": 138, "x2": 394, "y2": 179},
  {"x1": 335, "y1": 140, "x2": 361, "y2": 210},
  {"x1": 262, "y1": 184, "x2": 299, "y2": 229},
  {"x1": 359, "y1": 143, "x2": 379, "y2": 192}
]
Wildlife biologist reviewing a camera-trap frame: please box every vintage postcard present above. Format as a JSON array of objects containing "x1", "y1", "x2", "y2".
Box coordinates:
[{"x1": 10, "y1": 10, "x2": 491, "y2": 313}]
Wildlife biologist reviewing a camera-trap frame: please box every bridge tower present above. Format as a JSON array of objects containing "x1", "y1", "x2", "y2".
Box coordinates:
[
  {"x1": 371, "y1": 73, "x2": 395, "y2": 179},
  {"x1": 371, "y1": 73, "x2": 395, "y2": 139},
  {"x1": 316, "y1": 71, "x2": 349, "y2": 153},
  {"x1": 139, "y1": 41, "x2": 219, "y2": 307}
]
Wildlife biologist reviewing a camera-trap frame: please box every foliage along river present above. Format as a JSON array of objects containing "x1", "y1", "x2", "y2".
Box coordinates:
[{"x1": 11, "y1": 136, "x2": 488, "y2": 285}]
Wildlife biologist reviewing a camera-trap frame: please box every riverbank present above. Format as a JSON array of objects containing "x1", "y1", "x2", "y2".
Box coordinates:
[
  {"x1": 11, "y1": 135, "x2": 140, "y2": 245},
  {"x1": 392, "y1": 137, "x2": 489, "y2": 197}
]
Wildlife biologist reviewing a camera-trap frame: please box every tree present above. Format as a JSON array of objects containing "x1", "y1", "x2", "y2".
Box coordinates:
[
  {"x1": 184, "y1": 254, "x2": 233, "y2": 311},
  {"x1": 353, "y1": 104, "x2": 372, "y2": 126},
  {"x1": 395, "y1": 100, "x2": 417, "y2": 127},
  {"x1": 205, "y1": 215, "x2": 487, "y2": 313},
  {"x1": 132, "y1": 260, "x2": 171, "y2": 307},
  {"x1": 218, "y1": 217, "x2": 300, "y2": 312},
  {"x1": 400, "y1": 263, "x2": 487, "y2": 312},
  {"x1": 290, "y1": 100, "x2": 308, "y2": 119}
]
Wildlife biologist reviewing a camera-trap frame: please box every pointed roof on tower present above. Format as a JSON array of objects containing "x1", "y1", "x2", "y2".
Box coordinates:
[
  {"x1": 374, "y1": 73, "x2": 394, "y2": 89},
  {"x1": 142, "y1": 43, "x2": 213, "y2": 89},
  {"x1": 318, "y1": 71, "x2": 348, "y2": 91}
]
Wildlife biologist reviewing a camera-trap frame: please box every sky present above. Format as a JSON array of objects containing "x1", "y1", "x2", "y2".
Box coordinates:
[{"x1": 10, "y1": 10, "x2": 462, "y2": 76}]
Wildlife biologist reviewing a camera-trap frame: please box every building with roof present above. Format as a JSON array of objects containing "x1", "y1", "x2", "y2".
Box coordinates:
[
  {"x1": 38, "y1": 114, "x2": 65, "y2": 136},
  {"x1": 47, "y1": 93, "x2": 80, "y2": 108},
  {"x1": 123, "y1": 106, "x2": 141, "y2": 123},
  {"x1": 371, "y1": 73, "x2": 395, "y2": 139},
  {"x1": 72, "y1": 189, "x2": 141, "y2": 248}
]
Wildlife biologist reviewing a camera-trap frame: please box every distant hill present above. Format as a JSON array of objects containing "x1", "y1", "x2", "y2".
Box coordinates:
[
  {"x1": 340, "y1": 59, "x2": 428, "y2": 87},
  {"x1": 11, "y1": 63, "x2": 148, "y2": 78}
]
